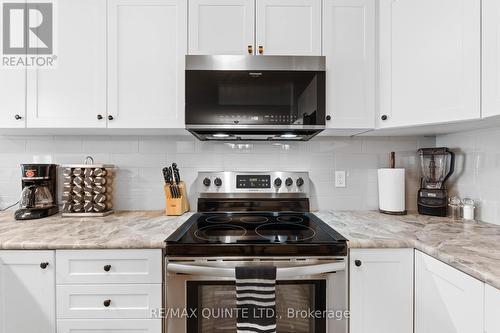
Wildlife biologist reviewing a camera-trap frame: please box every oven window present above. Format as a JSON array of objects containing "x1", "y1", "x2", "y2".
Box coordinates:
[
  {"x1": 186, "y1": 280, "x2": 326, "y2": 333},
  {"x1": 185, "y1": 71, "x2": 326, "y2": 126}
]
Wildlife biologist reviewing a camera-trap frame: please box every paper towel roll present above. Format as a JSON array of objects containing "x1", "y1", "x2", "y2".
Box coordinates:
[{"x1": 378, "y1": 168, "x2": 406, "y2": 215}]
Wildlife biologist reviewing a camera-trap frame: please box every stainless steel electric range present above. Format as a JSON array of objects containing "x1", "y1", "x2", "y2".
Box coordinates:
[{"x1": 165, "y1": 172, "x2": 348, "y2": 333}]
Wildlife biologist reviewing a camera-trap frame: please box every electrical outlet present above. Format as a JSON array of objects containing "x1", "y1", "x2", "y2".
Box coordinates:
[{"x1": 335, "y1": 171, "x2": 346, "y2": 188}]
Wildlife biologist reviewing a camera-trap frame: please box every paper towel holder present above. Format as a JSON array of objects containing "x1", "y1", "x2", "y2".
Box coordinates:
[{"x1": 378, "y1": 152, "x2": 407, "y2": 215}]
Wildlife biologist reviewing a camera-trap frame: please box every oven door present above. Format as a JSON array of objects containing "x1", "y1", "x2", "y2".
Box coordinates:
[{"x1": 165, "y1": 257, "x2": 347, "y2": 333}]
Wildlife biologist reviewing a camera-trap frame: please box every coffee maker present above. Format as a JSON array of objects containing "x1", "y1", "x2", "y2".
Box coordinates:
[
  {"x1": 417, "y1": 148, "x2": 455, "y2": 217},
  {"x1": 15, "y1": 164, "x2": 58, "y2": 220}
]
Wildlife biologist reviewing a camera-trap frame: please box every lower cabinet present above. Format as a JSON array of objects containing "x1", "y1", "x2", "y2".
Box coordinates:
[
  {"x1": 349, "y1": 248, "x2": 414, "y2": 333},
  {"x1": 57, "y1": 319, "x2": 162, "y2": 333},
  {"x1": 485, "y1": 284, "x2": 500, "y2": 333},
  {"x1": 0, "y1": 251, "x2": 56, "y2": 333},
  {"x1": 415, "y1": 250, "x2": 484, "y2": 333}
]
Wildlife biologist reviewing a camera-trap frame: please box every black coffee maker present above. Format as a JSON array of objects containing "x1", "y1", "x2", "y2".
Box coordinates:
[
  {"x1": 417, "y1": 148, "x2": 455, "y2": 217},
  {"x1": 15, "y1": 164, "x2": 59, "y2": 220}
]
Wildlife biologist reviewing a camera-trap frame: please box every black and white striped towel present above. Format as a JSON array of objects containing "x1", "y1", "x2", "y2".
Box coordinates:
[{"x1": 235, "y1": 266, "x2": 277, "y2": 333}]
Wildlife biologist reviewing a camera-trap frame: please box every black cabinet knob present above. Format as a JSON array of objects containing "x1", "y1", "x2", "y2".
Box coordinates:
[
  {"x1": 103, "y1": 299, "x2": 111, "y2": 307},
  {"x1": 285, "y1": 177, "x2": 293, "y2": 187},
  {"x1": 14, "y1": 114, "x2": 22, "y2": 120},
  {"x1": 354, "y1": 260, "x2": 362, "y2": 267},
  {"x1": 40, "y1": 262, "x2": 49, "y2": 269},
  {"x1": 108, "y1": 115, "x2": 114, "y2": 120},
  {"x1": 97, "y1": 114, "x2": 103, "y2": 120},
  {"x1": 203, "y1": 178, "x2": 211, "y2": 186},
  {"x1": 381, "y1": 115, "x2": 388, "y2": 121},
  {"x1": 103, "y1": 264, "x2": 111, "y2": 272},
  {"x1": 326, "y1": 115, "x2": 331, "y2": 121}
]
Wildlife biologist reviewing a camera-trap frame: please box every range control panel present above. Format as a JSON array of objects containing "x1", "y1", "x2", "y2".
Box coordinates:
[{"x1": 198, "y1": 171, "x2": 310, "y2": 195}]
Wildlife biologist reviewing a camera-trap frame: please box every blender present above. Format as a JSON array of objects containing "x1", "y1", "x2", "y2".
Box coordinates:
[{"x1": 417, "y1": 148, "x2": 455, "y2": 217}]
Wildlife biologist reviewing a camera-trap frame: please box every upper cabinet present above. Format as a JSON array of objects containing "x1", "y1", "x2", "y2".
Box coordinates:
[
  {"x1": 256, "y1": 0, "x2": 321, "y2": 55},
  {"x1": 323, "y1": 0, "x2": 375, "y2": 129},
  {"x1": 188, "y1": 0, "x2": 321, "y2": 56},
  {"x1": 378, "y1": 0, "x2": 481, "y2": 129},
  {"x1": 0, "y1": 70, "x2": 26, "y2": 128},
  {"x1": 482, "y1": 0, "x2": 500, "y2": 118},
  {"x1": 107, "y1": 0, "x2": 186, "y2": 128},
  {"x1": 415, "y1": 250, "x2": 484, "y2": 333},
  {"x1": 188, "y1": 0, "x2": 255, "y2": 55},
  {"x1": 26, "y1": 0, "x2": 107, "y2": 128}
]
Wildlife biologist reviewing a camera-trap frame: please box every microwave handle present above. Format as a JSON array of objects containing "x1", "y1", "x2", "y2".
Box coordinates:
[{"x1": 166, "y1": 261, "x2": 345, "y2": 278}]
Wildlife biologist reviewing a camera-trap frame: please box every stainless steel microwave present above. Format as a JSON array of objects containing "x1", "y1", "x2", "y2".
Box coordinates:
[{"x1": 185, "y1": 55, "x2": 326, "y2": 141}]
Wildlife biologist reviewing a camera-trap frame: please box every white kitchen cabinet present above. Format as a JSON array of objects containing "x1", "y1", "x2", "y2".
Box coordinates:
[
  {"x1": 482, "y1": 0, "x2": 500, "y2": 118},
  {"x1": 107, "y1": 0, "x2": 186, "y2": 128},
  {"x1": 57, "y1": 319, "x2": 162, "y2": 333},
  {"x1": 485, "y1": 284, "x2": 500, "y2": 333},
  {"x1": 323, "y1": 0, "x2": 375, "y2": 129},
  {"x1": 256, "y1": 0, "x2": 321, "y2": 55},
  {"x1": 26, "y1": 0, "x2": 107, "y2": 128},
  {"x1": 415, "y1": 250, "x2": 484, "y2": 333},
  {"x1": 378, "y1": 0, "x2": 481, "y2": 128},
  {"x1": 0, "y1": 70, "x2": 26, "y2": 128},
  {"x1": 0, "y1": 251, "x2": 56, "y2": 333},
  {"x1": 349, "y1": 249, "x2": 413, "y2": 333},
  {"x1": 188, "y1": 0, "x2": 255, "y2": 55}
]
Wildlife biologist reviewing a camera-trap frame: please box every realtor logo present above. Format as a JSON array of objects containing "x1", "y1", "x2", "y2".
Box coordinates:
[{"x1": 1, "y1": 1, "x2": 56, "y2": 68}]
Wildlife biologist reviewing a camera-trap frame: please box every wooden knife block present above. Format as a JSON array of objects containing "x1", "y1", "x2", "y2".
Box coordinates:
[{"x1": 164, "y1": 181, "x2": 190, "y2": 216}]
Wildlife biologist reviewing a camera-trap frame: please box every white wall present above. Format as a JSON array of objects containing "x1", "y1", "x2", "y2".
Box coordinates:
[
  {"x1": 0, "y1": 135, "x2": 433, "y2": 212},
  {"x1": 437, "y1": 127, "x2": 500, "y2": 225}
]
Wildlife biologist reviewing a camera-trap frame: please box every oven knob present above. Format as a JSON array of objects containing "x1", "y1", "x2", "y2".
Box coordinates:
[
  {"x1": 214, "y1": 178, "x2": 222, "y2": 187},
  {"x1": 296, "y1": 177, "x2": 304, "y2": 187},
  {"x1": 203, "y1": 178, "x2": 211, "y2": 187},
  {"x1": 285, "y1": 177, "x2": 293, "y2": 187},
  {"x1": 274, "y1": 178, "x2": 282, "y2": 187}
]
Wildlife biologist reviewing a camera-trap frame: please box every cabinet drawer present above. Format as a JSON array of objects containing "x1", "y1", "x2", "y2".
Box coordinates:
[
  {"x1": 57, "y1": 284, "x2": 162, "y2": 319},
  {"x1": 57, "y1": 319, "x2": 162, "y2": 333},
  {"x1": 56, "y1": 250, "x2": 162, "y2": 284}
]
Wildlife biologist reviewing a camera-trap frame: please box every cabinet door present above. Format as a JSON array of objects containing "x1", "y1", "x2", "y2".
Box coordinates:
[
  {"x1": 482, "y1": 0, "x2": 500, "y2": 118},
  {"x1": 323, "y1": 0, "x2": 375, "y2": 129},
  {"x1": 256, "y1": 0, "x2": 321, "y2": 55},
  {"x1": 415, "y1": 250, "x2": 484, "y2": 333},
  {"x1": 0, "y1": 70, "x2": 26, "y2": 128},
  {"x1": 188, "y1": 0, "x2": 255, "y2": 55},
  {"x1": 108, "y1": 0, "x2": 186, "y2": 128},
  {"x1": 378, "y1": 0, "x2": 480, "y2": 128},
  {"x1": 0, "y1": 251, "x2": 56, "y2": 333},
  {"x1": 485, "y1": 284, "x2": 500, "y2": 333},
  {"x1": 26, "y1": 0, "x2": 107, "y2": 128},
  {"x1": 349, "y1": 249, "x2": 413, "y2": 333}
]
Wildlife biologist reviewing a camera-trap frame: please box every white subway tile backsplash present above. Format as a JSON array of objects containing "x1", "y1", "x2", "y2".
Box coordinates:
[
  {"x1": 437, "y1": 128, "x2": 500, "y2": 225},
  {"x1": 0, "y1": 135, "x2": 427, "y2": 212}
]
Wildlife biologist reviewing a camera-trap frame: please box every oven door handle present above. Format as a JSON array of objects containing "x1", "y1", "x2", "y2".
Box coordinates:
[{"x1": 166, "y1": 262, "x2": 345, "y2": 278}]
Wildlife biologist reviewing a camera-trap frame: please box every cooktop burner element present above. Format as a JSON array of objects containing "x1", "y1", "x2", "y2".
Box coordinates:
[
  {"x1": 205, "y1": 216, "x2": 232, "y2": 224},
  {"x1": 240, "y1": 216, "x2": 269, "y2": 224},
  {"x1": 276, "y1": 215, "x2": 304, "y2": 224},
  {"x1": 194, "y1": 224, "x2": 246, "y2": 243},
  {"x1": 255, "y1": 223, "x2": 315, "y2": 243}
]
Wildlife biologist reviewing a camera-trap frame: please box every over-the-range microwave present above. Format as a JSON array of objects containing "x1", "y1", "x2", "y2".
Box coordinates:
[{"x1": 185, "y1": 55, "x2": 326, "y2": 141}]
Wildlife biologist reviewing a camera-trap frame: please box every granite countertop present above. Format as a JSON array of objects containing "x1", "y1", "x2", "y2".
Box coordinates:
[
  {"x1": 0, "y1": 211, "x2": 193, "y2": 250},
  {"x1": 315, "y1": 211, "x2": 500, "y2": 290},
  {"x1": 0, "y1": 209, "x2": 499, "y2": 290}
]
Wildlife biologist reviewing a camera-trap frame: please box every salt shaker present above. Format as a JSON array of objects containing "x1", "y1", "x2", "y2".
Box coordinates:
[
  {"x1": 448, "y1": 196, "x2": 462, "y2": 221},
  {"x1": 462, "y1": 198, "x2": 476, "y2": 221}
]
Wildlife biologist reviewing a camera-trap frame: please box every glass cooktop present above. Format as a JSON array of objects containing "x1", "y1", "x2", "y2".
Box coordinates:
[{"x1": 165, "y1": 212, "x2": 348, "y2": 257}]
